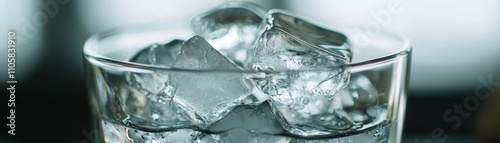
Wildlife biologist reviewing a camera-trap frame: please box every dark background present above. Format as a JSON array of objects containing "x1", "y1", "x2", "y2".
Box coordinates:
[{"x1": 1, "y1": 0, "x2": 499, "y2": 142}]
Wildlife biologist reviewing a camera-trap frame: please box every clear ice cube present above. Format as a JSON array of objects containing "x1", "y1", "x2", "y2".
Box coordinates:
[
  {"x1": 251, "y1": 10, "x2": 352, "y2": 136},
  {"x1": 263, "y1": 72, "x2": 355, "y2": 136},
  {"x1": 120, "y1": 77, "x2": 194, "y2": 131},
  {"x1": 191, "y1": 2, "x2": 266, "y2": 67},
  {"x1": 339, "y1": 74, "x2": 387, "y2": 129},
  {"x1": 261, "y1": 10, "x2": 351, "y2": 58},
  {"x1": 129, "y1": 40, "x2": 184, "y2": 66},
  {"x1": 95, "y1": 70, "x2": 192, "y2": 133},
  {"x1": 122, "y1": 40, "x2": 194, "y2": 131},
  {"x1": 208, "y1": 103, "x2": 286, "y2": 135},
  {"x1": 169, "y1": 36, "x2": 253, "y2": 128},
  {"x1": 252, "y1": 10, "x2": 351, "y2": 100},
  {"x1": 127, "y1": 40, "x2": 183, "y2": 98}
]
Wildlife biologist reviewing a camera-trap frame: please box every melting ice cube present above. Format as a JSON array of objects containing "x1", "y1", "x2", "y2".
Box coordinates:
[
  {"x1": 251, "y1": 10, "x2": 353, "y2": 136},
  {"x1": 339, "y1": 74, "x2": 387, "y2": 130},
  {"x1": 130, "y1": 40, "x2": 183, "y2": 66},
  {"x1": 123, "y1": 40, "x2": 194, "y2": 131},
  {"x1": 191, "y1": 2, "x2": 266, "y2": 67},
  {"x1": 208, "y1": 103, "x2": 285, "y2": 134},
  {"x1": 127, "y1": 40, "x2": 183, "y2": 98},
  {"x1": 261, "y1": 72, "x2": 355, "y2": 136},
  {"x1": 168, "y1": 36, "x2": 253, "y2": 128}
]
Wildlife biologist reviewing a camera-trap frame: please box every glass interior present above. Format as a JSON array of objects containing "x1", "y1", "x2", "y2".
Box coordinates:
[{"x1": 83, "y1": 25, "x2": 411, "y2": 143}]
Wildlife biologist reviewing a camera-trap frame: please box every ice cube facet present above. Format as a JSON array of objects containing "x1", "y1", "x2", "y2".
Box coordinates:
[
  {"x1": 103, "y1": 73, "x2": 193, "y2": 131},
  {"x1": 262, "y1": 10, "x2": 351, "y2": 59},
  {"x1": 127, "y1": 40, "x2": 184, "y2": 97},
  {"x1": 208, "y1": 103, "x2": 286, "y2": 135},
  {"x1": 191, "y1": 2, "x2": 266, "y2": 67},
  {"x1": 130, "y1": 39, "x2": 184, "y2": 66},
  {"x1": 169, "y1": 36, "x2": 252, "y2": 128},
  {"x1": 340, "y1": 74, "x2": 387, "y2": 130},
  {"x1": 251, "y1": 10, "x2": 352, "y2": 135},
  {"x1": 119, "y1": 67, "x2": 193, "y2": 131},
  {"x1": 256, "y1": 72, "x2": 355, "y2": 136}
]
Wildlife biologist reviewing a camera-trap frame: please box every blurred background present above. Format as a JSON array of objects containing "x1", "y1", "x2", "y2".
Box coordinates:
[{"x1": 1, "y1": 0, "x2": 499, "y2": 142}]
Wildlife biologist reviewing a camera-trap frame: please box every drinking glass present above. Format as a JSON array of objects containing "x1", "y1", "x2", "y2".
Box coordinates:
[{"x1": 83, "y1": 24, "x2": 411, "y2": 143}]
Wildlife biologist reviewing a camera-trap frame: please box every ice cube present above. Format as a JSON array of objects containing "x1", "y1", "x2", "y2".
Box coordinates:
[
  {"x1": 191, "y1": 2, "x2": 266, "y2": 67},
  {"x1": 339, "y1": 74, "x2": 387, "y2": 129},
  {"x1": 95, "y1": 70, "x2": 193, "y2": 133},
  {"x1": 252, "y1": 10, "x2": 351, "y2": 100},
  {"x1": 127, "y1": 40, "x2": 183, "y2": 99},
  {"x1": 261, "y1": 10, "x2": 351, "y2": 58},
  {"x1": 251, "y1": 10, "x2": 352, "y2": 136},
  {"x1": 129, "y1": 39, "x2": 183, "y2": 66},
  {"x1": 207, "y1": 103, "x2": 286, "y2": 142},
  {"x1": 117, "y1": 82, "x2": 194, "y2": 131},
  {"x1": 208, "y1": 103, "x2": 286, "y2": 134},
  {"x1": 168, "y1": 36, "x2": 253, "y2": 128},
  {"x1": 262, "y1": 72, "x2": 355, "y2": 136},
  {"x1": 121, "y1": 40, "x2": 196, "y2": 131}
]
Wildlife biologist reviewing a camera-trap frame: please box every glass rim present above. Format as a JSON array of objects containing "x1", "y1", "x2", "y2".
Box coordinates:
[{"x1": 83, "y1": 25, "x2": 411, "y2": 73}]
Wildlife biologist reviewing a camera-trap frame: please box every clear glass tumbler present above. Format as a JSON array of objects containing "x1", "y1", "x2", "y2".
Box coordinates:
[{"x1": 83, "y1": 25, "x2": 411, "y2": 143}]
